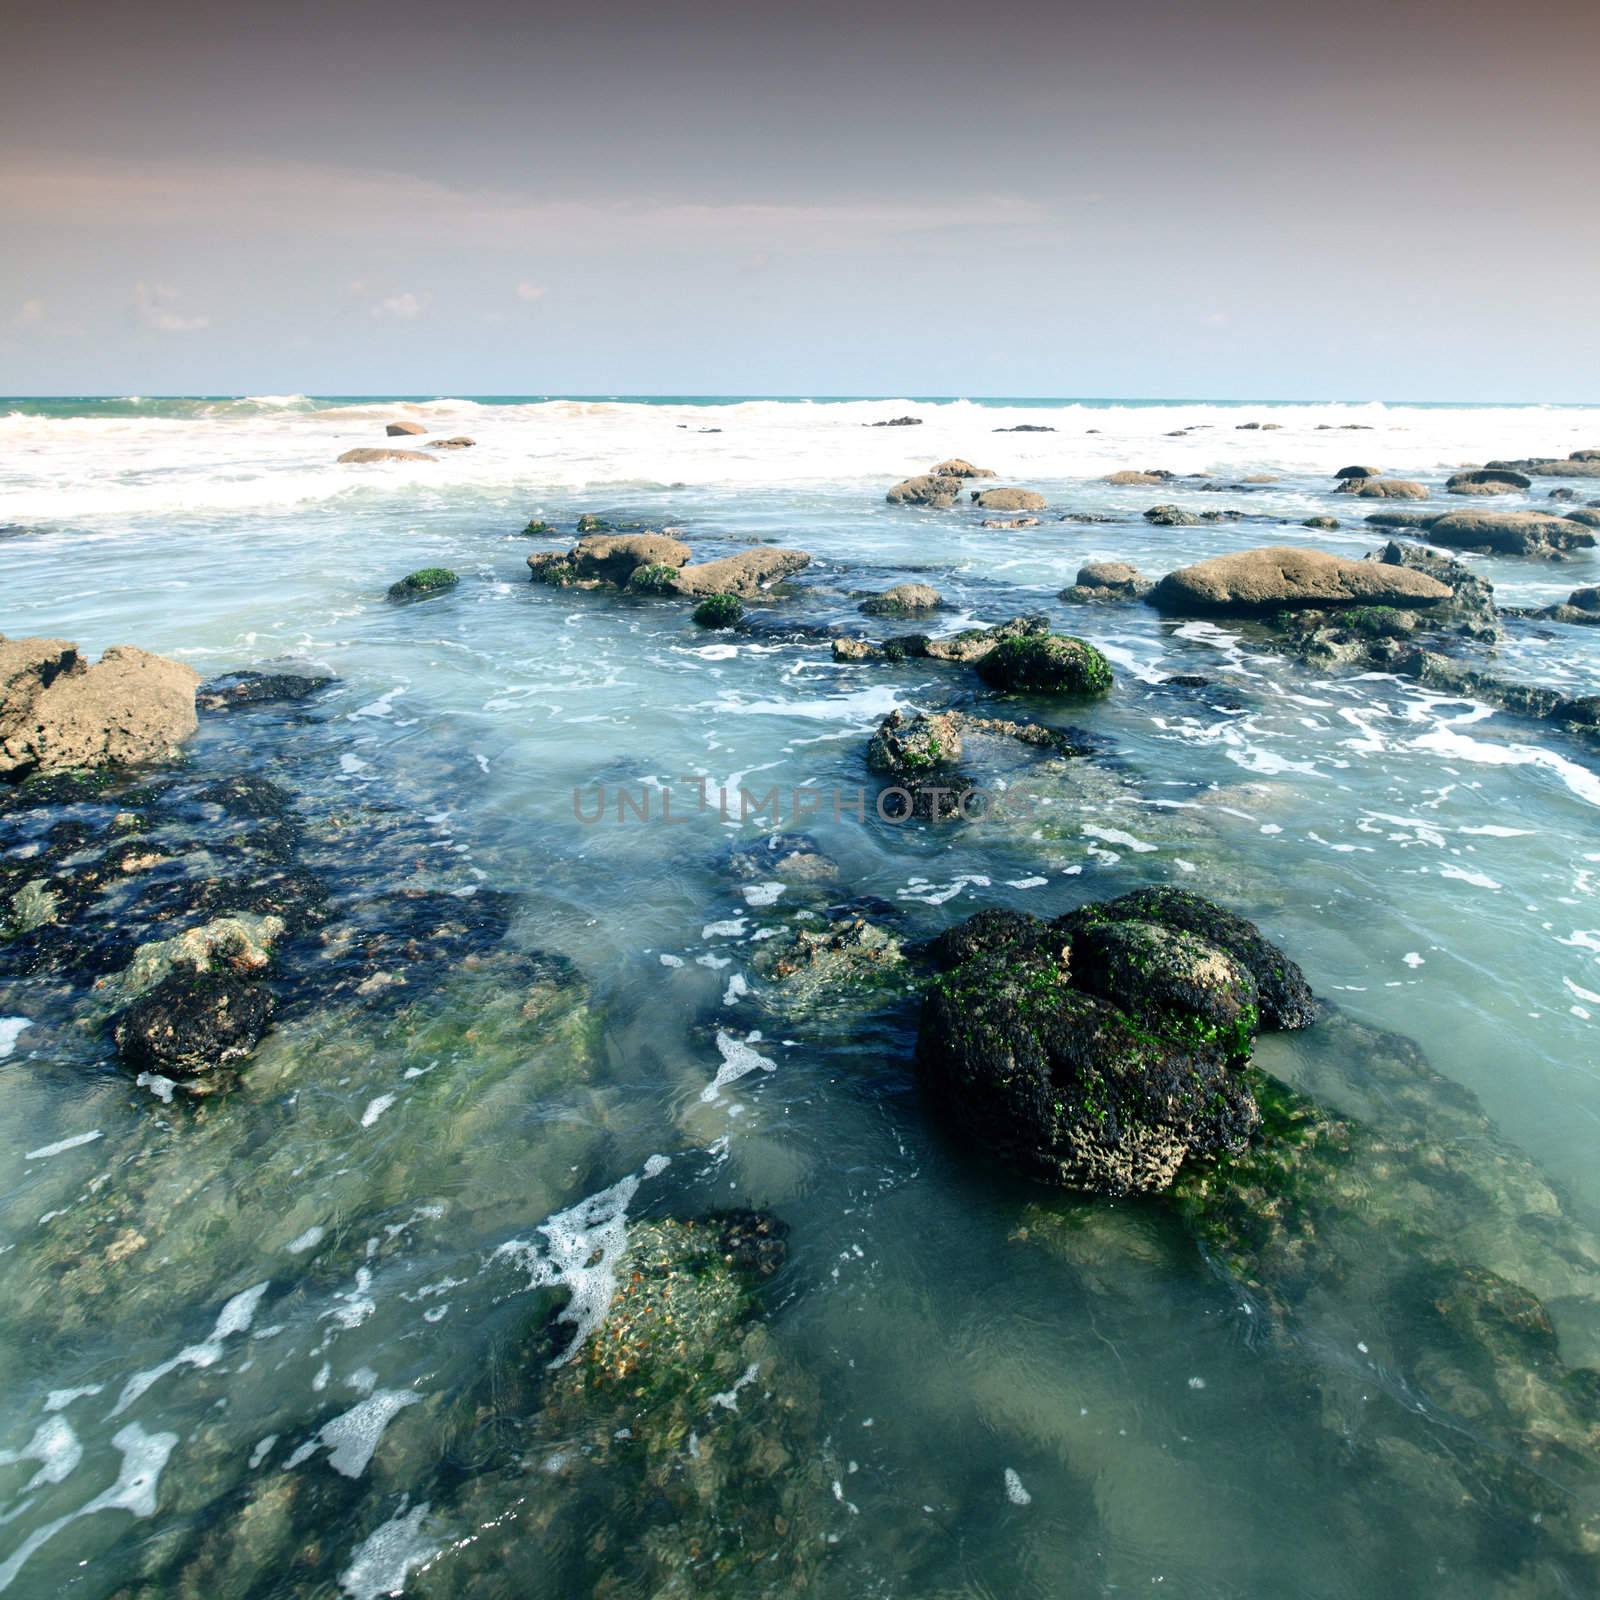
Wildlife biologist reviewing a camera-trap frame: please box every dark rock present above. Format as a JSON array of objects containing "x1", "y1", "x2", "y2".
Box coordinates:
[
  {"x1": 975, "y1": 634, "x2": 1113, "y2": 695},
  {"x1": 1446, "y1": 468, "x2": 1531, "y2": 495},
  {"x1": 887, "y1": 474, "x2": 962, "y2": 509},
  {"x1": 1367, "y1": 541, "x2": 1499, "y2": 636},
  {"x1": 1060, "y1": 561, "x2": 1153, "y2": 604},
  {"x1": 993, "y1": 424, "x2": 1055, "y2": 432},
  {"x1": 387, "y1": 567, "x2": 459, "y2": 603},
  {"x1": 692, "y1": 594, "x2": 744, "y2": 629},
  {"x1": 196, "y1": 670, "x2": 334, "y2": 713},
  {"x1": 1334, "y1": 465, "x2": 1380, "y2": 480},
  {"x1": 866, "y1": 709, "x2": 963, "y2": 776},
  {"x1": 113, "y1": 969, "x2": 274, "y2": 1083},
  {"x1": 867, "y1": 416, "x2": 923, "y2": 427}
]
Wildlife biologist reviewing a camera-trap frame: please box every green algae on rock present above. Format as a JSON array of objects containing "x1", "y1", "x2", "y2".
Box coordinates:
[
  {"x1": 974, "y1": 633, "x2": 1113, "y2": 695},
  {"x1": 385, "y1": 567, "x2": 459, "y2": 603},
  {"x1": 692, "y1": 592, "x2": 744, "y2": 628}
]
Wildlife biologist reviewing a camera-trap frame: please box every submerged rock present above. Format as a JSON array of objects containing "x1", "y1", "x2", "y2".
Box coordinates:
[
  {"x1": 971, "y1": 486, "x2": 1047, "y2": 512},
  {"x1": 386, "y1": 567, "x2": 459, "y2": 603},
  {"x1": 886, "y1": 473, "x2": 962, "y2": 508},
  {"x1": 1150, "y1": 546, "x2": 1452, "y2": 617},
  {"x1": 866, "y1": 709, "x2": 964, "y2": 776},
  {"x1": 1, "y1": 636, "x2": 199, "y2": 781},
  {"x1": 751, "y1": 916, "x2": 907, "y2": 1013},
  {"x1": 112, "y1": 968, "x2": 274, "y2": 1085},
  {"x1": 335, "y1": 447, "x2": 435, "y2": 464},
  {"x1": 385, "y1": 420, "x2": 426, "y2": 436},
  {"x1": 861, "y1": 582, "x2": 942, "y2": 615},
  {"x1": 196, "y1": 668, "x2": 334, "y2": 713},
  {"x1": 980, "y1": 515, "x2": 1041, "y2": 529},
  {"x1": 1143, "y1": 504, "x2": 1242, "y2": 527},
  {"x1": 1335, "y1": 477, "x2": 1429, "y2": 499},
  {"x1": 692, "y1": 593, "x2": 744, "y2": 628}
]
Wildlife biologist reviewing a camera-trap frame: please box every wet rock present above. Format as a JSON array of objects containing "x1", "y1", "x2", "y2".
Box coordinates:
[
  {"x1": 692, "y1": 593, "x2": 744, "y2": 628},
  {"x1": 924, "y1": 614, "x2": 1049, "y2": 664},
  {"x1": 335, "y1": 447, "x2": 435, "y2": 464},
  {"x1": 867, "y1": 415, "x2": 923, "y2": 426},
  {"x1": 1060, "y1": 561, "x2": 1153, "y2": 603},
  {"x1": 671, "y1": 548, "x2": 811, "y2": 597},
  {"x1": 866, "y1": 709, "x2": 964, "y2": 776},
  {"x1": 574, "y1": 533, "x2": 691, "y2": 585},
  {"x1": 386, "y1": 567, "x2": 459, "y2": 603},
  {"x1": 112, "y1": 968, "x2": 274, "y2": 1083},
  {"x1": 94, "y1": 911, "x2": 285, "y2": 1011},
  {"x1": 1566, "y1": 508, "x2": 1600, "y2": 529},
  {"x1": 860, "y1": 582, "x2": 941, "y2": 615},
  {"x1": 1102, "y1": 469, "x2": 1175, "y2": 485},
  {"x1": 751, "y1": 916, "x2": 907, "y2": 1012},
  {"x1": 726, "y1": 832, "x2": 839, "y2": 884},
  {"x1": 1445, "y1": 468, "x2": 1530, "y2": 495},
  {"x1": 1484, "y1": 452, "x2": 1600, "y2": 479},
  {"x1": 975, "y1": 633, "x2": 1113, "y2": 695},
  {"x1": 915, "y1": 897, "x2": 1281, "y2": 1194},
  {"x1": 1365, "y1": 540, "x2": 1499, "y2": 636},
  {"x1": 1335, "y1": 477, "x2": 1429, "y2": 499},
  {"x1": 971, "y1": 487, "x2": 1047, "y2": 512},
  {"x1": 1363, "y1": 510, "x2": 1438, "y2": 529},
  {"x1": 575, "y1": 512, "x2": 616, "y2": 534},
  {"x1": 1302, "y1": 515, "x2": 1340, "y2": 530},
  {"x1": 886, "y1": 474, "x2": 962, "y2": 508},
  {"x1": 981, "y1": 515, "x2": 1042, "y2": 529},
  {"x1": 994, "y1": 423, "x2": 1055, "y2": 432},
  {"x1": 1143, "y1": 504, "x2": 1243, "y2": 527},
  {"x1": 1, "y1": 637, "x2": 199, "y2": 781},
  {"x1": 1334, "y1": 465, "x2": 1379, "y2": 480},
  {"x1": 385, "y1": 421, "x2": 426, "y2": 436},
  {"x1": 196, "y1": 669, "x2": 334, "y2": 713},
  {"x1": 1425, "y1": 509, "x2": 1596, "y2": 559},
  {"x1": 426, "y1": 435, "x2": 475, "y2": 449},
  {"x1": 929, "y1": 458, "x2": 995, "y2": 479},
  {"x1": 1150, "y1": 546, "x2": 1451, "y2": 617}
]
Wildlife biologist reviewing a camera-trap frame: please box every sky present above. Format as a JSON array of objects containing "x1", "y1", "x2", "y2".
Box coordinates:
[{"x1": 2, "y1": 0, "x2": 1597, "y2": 400}]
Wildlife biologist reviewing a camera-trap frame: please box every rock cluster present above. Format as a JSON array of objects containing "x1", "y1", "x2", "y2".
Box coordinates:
[{"x1": 527, "y1": 533, "x2": 810, "y2": 597}]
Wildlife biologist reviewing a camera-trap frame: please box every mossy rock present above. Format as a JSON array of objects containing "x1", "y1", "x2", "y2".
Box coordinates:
[
  {"x1": 627, "y1": 562, "x2": 682, "y2": 595},
  {"x1": 575, "y1": 513, "x2": 615, "y2": 534},
  {"x1": 692, "y1": 593, "x2": 744, "y2": 628},
  {"x1": 975, "y1": 633, "x2": 1113, "y2": 695},
  {"x1": 523, "y1": 518, "x2": 555, "y2": 536},
  {"x1": 386, "y1": 567, "x2": 459, "y2": 603}
]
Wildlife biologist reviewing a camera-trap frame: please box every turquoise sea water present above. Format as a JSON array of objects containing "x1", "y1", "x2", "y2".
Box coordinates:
[{"x1": 2, "y1": 395, "x2": 1599, "y2": 1597}]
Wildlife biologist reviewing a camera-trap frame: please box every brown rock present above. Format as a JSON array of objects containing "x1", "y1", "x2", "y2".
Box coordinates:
[
  {"x1": 861, "y1": 583, "x2": 941, "y2": 615},
  {"x1": 337, "y1": 447, "x2": 436, "y2": 464},
  {"x1": 571, "y1": 533, "x2": 692, "y2": 585},
  {"x1": 929, "y1": 459, "x2": 996, "y2": 479},
  {"x1": 981, "y1": 516, "x2": 1041, "y2": 529},
  {"x1": 1102, "y1": 469, "x2": 1174, "y2": 486},
  {"x1": 426, "y1": 435, "x2": 476, "y2": 449},
  {"x1": 886, "y1": 474, "x2": 962, "y2": 509},
  {"x1": 1335, "y1": 478, "x2": 1429, "y2": 500},
  {"x1": 385, "y1": 421, "x2": 427, "y2": 437},
  {"x1": 1, "y1": 637, "x2": 200, "y2": 780},
  {"x1": 971, "y1": 487, "x2": 1047, "y2": 512},
  {"x1": 670, "y1": 548, "x2": 811, "y2": 597},
  {"x1": 1150, "y1": 547, "x2": 1452, "y2": 616},
  {"x1": 1424, "y1": 510, "x2": 1597, "y2": 559}
]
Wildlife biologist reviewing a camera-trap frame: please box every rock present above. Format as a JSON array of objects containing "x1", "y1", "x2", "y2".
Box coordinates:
[
  {"x1": 867, "y1": 415, "x2": 923, "y2": 427},
  {"x1": 574, "y1": 533, "x2": 692, "y2": 585},
  {"x1": 1059, "y1": 561, "x2": 1153, "y2": 604},
  {"x1": 751, "y1": 917, "x2": 905, "y2": 1012},
  {"x1": 336, "y1": 447, "x2": 436, "y2": 464},
  {"x1": 1303, "y1": 515, "x2": 1341, "y2": 530},
  {"x1": 385, "y1": 421, "x2": 427, "y2": 436},
  {"x1": 928, "y1": 459, "x2": 995, "y2": 479},
  {"x1": 1548, "y1": 487, "x2": 1579, "y2": 502},
  {"x1": 575, "y1": 513, "x2": 616, "y2": 534},
  {"x1": 1334, "y1": 465, "x2": 1379, "y2": 480},
  {"x1": 1102, "y1": 469, "x2": 1175, "y2": 486},
  {"x1": 994, "y1": 424, "x2": 1055, "y2": 432},
  {"x1": 670, "y1": 548, "x2": 811, "y2": 598},
  {"x1": 971, "y1": 487, "x2": 1047, "y2": 512},
  {"x1": 924, "y1": 614, "x2": 1048, "y2": 664},
  {"x1": 886, "y1": 474, "x2": 962, "y2": 509},
  {"x1": 1236, "y1": 421, "x2": 1282, "y2": 430},
  {"x1": 860, "y1": 583, "x2": 941, "y2": 616},
  {"x1": 914, "y1": 892, "x2": 1309, "y2": 1193},
  {"x1": 1, "y1": 638, "x2": 200, "y2": 782},
  {"x1": 196, "y1": 669, "x2": 334, "y2": 713},
  {"x1": 1143, "y1": 504, "x2": 1243, "y2": 527},
  {"x1": 1366, "y1": 541, "x2": 1499, "y2": 636},
  {"x1": 1446, "y1": 468, "x2": 1531, "y2": 494},
  {"x1": 1335, "y1": 477, "x2": 1429, "y2": 499},
  {"x1": 692, "y1": 594, "x2": 744, "y2": 628},
  {"x1": 1564, "y1": 508, "x2": 1600, "y2": 529},
  {"x1": 866, "y1": 709, "x2": 963, "y2": 776},
  {"x1": 981, "y1": 516, "x2": 1040, "y2": 529},
  {"x1": 386, "y1": 567, "x2": 459, "y2": 603},
  {"x1": 975, "y1": 633, "x2": 1113, "y2": 695},
  {"x1": 1485, "y1": 454, "x2": 1600, "y2": 479},
  {"x1": 112, "y1": 969, "x2": 274, "y2": 1084},
  {"x1": 1150, "y1": 546, "x2": 1452, "y2": 617},
  {"x1": 626, "y1": 563, "x2": 682, "y2": 595},
  {"x1": 426, "y1": 435, "x2": 475, "y2": 449},
  {"x1": 1363, "y1": 510, "x2": 1438, "y2": 529},
  {"x1": 1425, "y1": 510, "x2": 1597, "y2": 559}
]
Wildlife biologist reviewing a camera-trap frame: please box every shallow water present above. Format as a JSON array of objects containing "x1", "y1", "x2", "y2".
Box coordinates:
[{"x1": 3, "y1": 396, "x2": 1600, "y2": 1598}]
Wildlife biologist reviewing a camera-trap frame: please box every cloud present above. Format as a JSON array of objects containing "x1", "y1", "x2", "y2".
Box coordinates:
[
  {"x1": 515, "y1": 281, "x2": 546, "y2": 303},
  {"x1": 371, "y1": 291, "x2": 424, "y2": 320},
  {"x1": 133, "y1": 281, "x2": 209, "y2": 333}
]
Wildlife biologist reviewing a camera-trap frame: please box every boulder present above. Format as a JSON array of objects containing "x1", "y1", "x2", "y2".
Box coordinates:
[
  {"x1": 1425, "y1": 510, "x2": 1597, "y2": 559},
  {"x1": 974, "y1": 633, "x2": 1113, "y2": 695},
  {"x1": 971, "y1": 487, "x2": 1047, "y2": 512},
  {"x1": 1059, "y1": 561, "x2": 1153, "y2": 604},
  {"x1": 1365, "y1": 541, "x2": 1498, "y2": 636},
  {"x1": 867, "y1": 415, "x2": 922, "y2": 427},
  {"x1": 860, "y1": 583, "x2": 941, "y2": 616},
  {"x1": 1564, "y1": 508, "x2": 1600, "y2": 529},
  {"x1": 994, "y1": 424, "x2": 1055, "y2": 432},
  {"x1": 1144, "y1": 504, "x2": 1243, "y2": 527},
  {"x1": 692, "y1": 594, "x2": 744, "y2": 628},
  {"x1": 1335, "y1": 477, "x2": 1429, "y2": 500},
  {"x1": 670, "y1": 548, "x2": 811, "y2": 598},
  {"x1": 336, "y1": 447, "x2": 436, "y2": 464},
  {"x1": 866, "y1": 709, "x2": 964, "y2": 776},
  {"x1": 426, "y1": 435, "x2": 475, "y2": 449},
  {"x1": 1446, "y1": 468, "x2": 1531, "y2": 494},
  {"x1": 1102, "y1": 469, "x2": 1175, "y2": 486},
  {"x1": 1, "y1": 638, "x2": 200, "y2": 782},
  {"x1": 929, "y1": 459, "x2": 995, "y2": 479},
  {"x1": 572, "y1": 533, "x2": 692, "y2": 586},
  {"x1": 923, "y1": 614, "x2": 1048, "y2": 665},
  {"x1": 1364, "y1": 510, "x2": 1438, "y2": 529},
  {"x1": 385, "y1": 421, "x2": 427, "y2": 436},
  {"x1": 1334, "y1": 465, "x2": 1379, "y2": 480},
  {"x1": 914, "y1": 889, "x2": 1313, "y2": 1194},
  {"x1": 1522, "y1": 586, "x2": 1600, "y2": 625},
  {"x1": 113, "y1": 969, "x2": 274, "y2": 1085},
  {"x1": 1149, "y1": 546, "x2": 1452, "y2": 616},
  {"x1": 886, "y1": 474, "x2": 962, "y2": 509},
  {"x1": 386, "y1": 567, "x2": 459, "y2": 603},
  {"x1": 1303, "y1": 515, "x2": 1340, "y2": 530},
  {"x1": 1485, "y1": 455, "x2": 1600, "y2": 479}
]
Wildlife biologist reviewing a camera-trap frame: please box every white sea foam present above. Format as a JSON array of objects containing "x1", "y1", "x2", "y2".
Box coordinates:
[
  {"x1": 701, "y1": 1031, "x2": 777, "y2": 1102},
  {"x1": 0, "y1": 1017, "x2": 30, "y2": 1057},
  {"x1": 23, "y1": 1129, "x2": 102, "y2": 1161},
  {"x1": 340, "y1": 1502, "x2": 439, "y2": 1600},
  {"x1": 111, "y1": 1282, "x2": 270, "y2": 1416}
]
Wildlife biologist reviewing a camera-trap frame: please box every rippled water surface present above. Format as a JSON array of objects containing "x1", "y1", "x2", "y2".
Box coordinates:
[{"x1": 3, "y1": 396, "x2": 1600, "y2": 1598}]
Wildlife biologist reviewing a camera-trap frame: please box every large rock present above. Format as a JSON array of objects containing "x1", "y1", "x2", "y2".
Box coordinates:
[
  {"x1": 113, "y1": 969, "x2": 274, "y2": 1086},
  {"x1": 915, "y1": 890, "x2": 1313, "y2": 1194},
  {"x1": 1144, "y1": 504, "x2": 1242, "y2": 527},
  {"x1": 866, "y1": 709, "x2": 963, "y2": 775},
  {"x1": 861, "y1": 583, "x2": 941, "y2": 616},
  {"x1": 1446, "y1": 468, "x2": 1531, "y2": 495},
  {"x1": 971, "y1": 487, "x2": 1047, "y2": 512},
  {"x1": 929, "y1": 459, "x2": 995, "y2": 479},
  {"x1": 572, "y1": 533, "x2": 691, "y2": 585},
  {"x1": 1, "y1": 638, "x2": 200, "y2": 781},
  {"x1": 1060, "y1": 561, "x2": 1153, "y2": 603},
  {"x1": 670, "y1": 548, "x2": 811, "y2": 597},
  {"x1": 1425, "y1": 510, "x2": 1597, "y2": 559},
  {"x1": 1335, "y1": 477, "x2": 1429, "y2": 500},
  {"x1": 336, "y1": 447, "x2": 436, "y2": 464},
  {"x1": 1334, "y1": 465, "x2": 1379, "y2": 480},
  {"x1": 886, "y1": 474, "x2": 962, "y2": 508},
  {"x1": 1365, "y1": 540, "x2": 1498, "y2": 636},
  {"x1": 385, "y1": 421, "x2": 427, "y2": 436},
  {"x1": 1102, "y1": 469, "x2": 1174, "y2": 486},
  {"x1": 1150, "y1": 546, "x2": 1452, "y2": 616},
  {"x1": 1485, "y1": 454, "x2": 1600, "y2": 479}
]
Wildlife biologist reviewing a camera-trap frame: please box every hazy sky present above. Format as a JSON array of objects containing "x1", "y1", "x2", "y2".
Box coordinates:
[{"x1": 3, "y1": 0, "x2": 1597, "y2": 399}]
